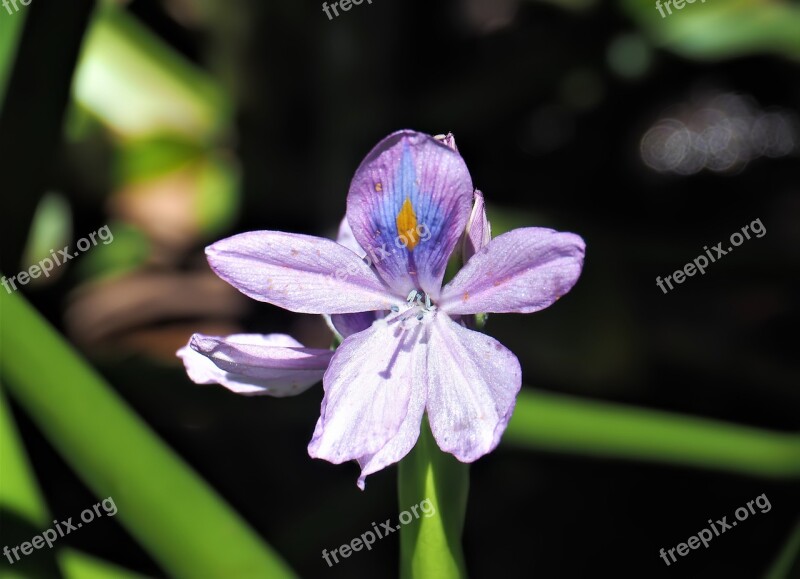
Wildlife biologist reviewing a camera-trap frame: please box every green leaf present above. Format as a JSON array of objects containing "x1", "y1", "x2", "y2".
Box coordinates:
[
  {"x1": 114, "y1": 135, "x2": 205, "y2": 184},
  {"x1": 619, "y1": 0, "x2": 800, "y2": 61},
  {"x1": 398, "y1": 419, "x2": 468, "y2": 579},
  {"x1": 75, "y1": 222, "x2": 150, "y2": 280},
  {"x1": 0, "y1": 387, "x2": 157, "y2": 579},
  {"x1": 58, "y1": 549, "x2": 155, "y2": 579},
  {"x1": 764, "y1": 518, "x2": 800, "y2": 579},
  {"x1": 21, "y1": 192, "x2": 72, "y2": 279},
  {"x1": 195, "y1": 153, "x2": 241, "y2": 236},
  {"x1": 0, "y1": 384, "x2": 47, "y2": 526},
  {"x1": 0, "y1": 288, "x2": 297, "y2": 579},
  {"x1": 0, "y1": 5, "x2": 27, "y2": 113},
  {"x1": 505, "y1": 389, "x2": 800, "y2": 478},
  {"x1": 73, "y1": 5, "x2": 229, "y2": 141}
]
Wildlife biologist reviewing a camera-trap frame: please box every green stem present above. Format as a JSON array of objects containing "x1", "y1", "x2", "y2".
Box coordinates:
[{"x1": 397, "y1": 418, "x2": 469, "y2": 579}]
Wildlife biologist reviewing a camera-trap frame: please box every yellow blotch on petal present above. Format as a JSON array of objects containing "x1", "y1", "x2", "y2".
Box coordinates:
[{"x1": 396, "y1": 197, "x2": 419, "y2": 251}]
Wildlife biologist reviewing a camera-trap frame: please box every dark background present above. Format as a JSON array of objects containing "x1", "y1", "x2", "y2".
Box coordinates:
[{"x1": 2, "y1": 0, "x2": 799, "y2": 577}]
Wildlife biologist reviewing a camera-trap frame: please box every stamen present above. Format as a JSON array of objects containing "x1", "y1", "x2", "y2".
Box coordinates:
[{"x1": 390, "y1": 290, "x2": 437, "y2": 327}]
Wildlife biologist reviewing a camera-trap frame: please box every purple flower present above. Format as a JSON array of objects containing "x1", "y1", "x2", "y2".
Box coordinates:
[{"x1": 178, "y1": 130, "x2": 585, "y2": 489}]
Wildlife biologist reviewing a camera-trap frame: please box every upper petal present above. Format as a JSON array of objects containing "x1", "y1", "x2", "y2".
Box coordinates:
[
  {"x1": 206, "y1": 231, "x2": 400, "y2": 314},
  {"x1": 426, "y1": 314, "x2": 521, "y2": 462},
  {"x1": 177, "y1": 333, "x2": 332, "y2": 396},
  {"x1": 439, "y1": 227, "x2": 585, "y2": 315},
  {"x1": 346, "y1": 130, "x2": 474, "y2": 298},
  {"x1": 308, "y1": 317, "x2": 426, "y2": 464}
]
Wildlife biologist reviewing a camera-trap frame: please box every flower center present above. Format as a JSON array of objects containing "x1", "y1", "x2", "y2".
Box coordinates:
[{"x1": 386, "y1": 289, "x2": 436, "y2": 328}]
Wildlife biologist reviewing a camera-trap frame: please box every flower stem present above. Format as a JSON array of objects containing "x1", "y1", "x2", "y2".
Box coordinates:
[{"x1": 397, "y1": 417, "x2": 469, "y2": 579}]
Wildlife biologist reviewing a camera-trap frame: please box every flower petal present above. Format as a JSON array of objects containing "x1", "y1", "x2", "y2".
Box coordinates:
[
  {"x1": 177, "y1": 333, "x2": 332, "y2": 396},
  {"x1": 462, "y1": 190, "x2": 492, "y2": 262},
  {"x1": 355, "y1": 375, "x2": 426, "y2": 489},
  {"x1": 206, "y1": 231, "x2": 399, "y2": 314},
  {"x1": 325, "y1": 312, "x2": 377, "y2": 340},
  {"x1": 308, "y1": 317, "x2": 426, "y2": 464},
  {"x1": 347, "y1": 130, "x2": 474, "y2": 298},
  {"x1": 439, "y1": 227, "x2": 585, "y2": 315},
  {"x1": 335, "y1": 216, "x2": 366, "y2": 258},
  {"x1": 323, "y1": 218, "x2": 381, "y2": 340},
  {"x1": 426, "y1": 314, "x2": 521, "y2": 461}
]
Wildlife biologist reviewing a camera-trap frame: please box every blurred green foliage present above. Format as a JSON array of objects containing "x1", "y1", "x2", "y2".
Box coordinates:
[
  {"x1": 620, "y1": 0, "x2": 800, "y2": 61},
  {"x1": 1, "y1": 290, "x2": 297, "y2": 578},
  {"x1": 1, "y1": 0, "x2": 798, "y2": 576}
]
